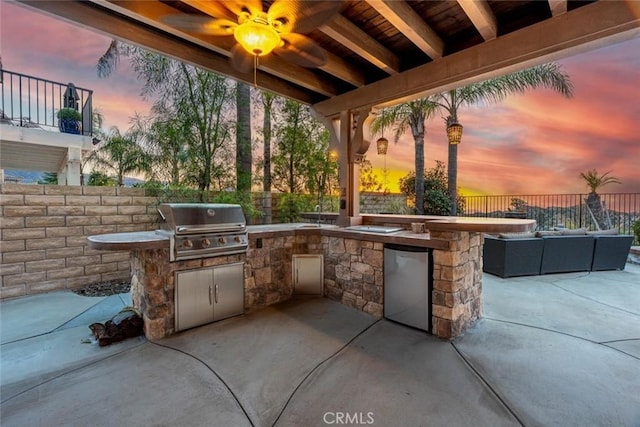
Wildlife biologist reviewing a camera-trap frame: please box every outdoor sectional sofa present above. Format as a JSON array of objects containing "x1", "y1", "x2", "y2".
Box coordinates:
[{"x1": 483, "y1": 229, "x2": 633, "y2": 278}]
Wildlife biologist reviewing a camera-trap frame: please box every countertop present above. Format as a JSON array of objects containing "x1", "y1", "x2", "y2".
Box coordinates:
[
  {"x1": 87, "y1": 231, "x2": 169, "y2": 251},
  {"x1": 87, "y1": 216, "x2": 535, "y2": 252}
]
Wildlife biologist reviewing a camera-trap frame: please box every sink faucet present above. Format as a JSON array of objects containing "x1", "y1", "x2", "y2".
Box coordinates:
[{"x1": 315, "y1": 204, "x2": 321, "y2": 227}]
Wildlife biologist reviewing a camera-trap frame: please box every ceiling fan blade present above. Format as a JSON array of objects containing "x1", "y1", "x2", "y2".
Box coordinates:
[
  {"x1": 223, "y1": 0, "x2": 264, "y2": 19},
  {"x1": 161, "y1": 15, "x2": 237, "y2": 36},
  {"x1": 275, "y1": 33, "x2": 327, "y2": 68},
  {"x1": 230, "y1": 44, "x2": 255, "y2": 74},
  {"x1": 268, "y1": 0, "x2": 343, "y2": 34}
]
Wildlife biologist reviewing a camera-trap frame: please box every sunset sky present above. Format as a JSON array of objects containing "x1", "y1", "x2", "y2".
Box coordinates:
[{"x1": 1, "y1": 2, "x2": 638, "y2": 195}]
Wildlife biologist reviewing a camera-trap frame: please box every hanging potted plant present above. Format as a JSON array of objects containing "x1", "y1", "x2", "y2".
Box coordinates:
[{"x1": 57, "y1": 108, "x2": 81, "y2": 134}]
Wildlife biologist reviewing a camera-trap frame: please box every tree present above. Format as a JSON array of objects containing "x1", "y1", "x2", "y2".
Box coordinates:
[
  {"x1": 86, "y1": 170, "x2": 117, "y2": 186},
  {"x1": 359, "y1": 157, "x2": 383, "y2": 193},
  {"x1": 97, "y1": 41, "x2": 235, "y2": 196},
  {"x1": 399, "y1": 161, "x2": 464, "y2": 216},
  {"x1": 431, "y1": 63, "x2": 573, "y2": 214},
  {"x1": 580, "y1": 169, "x2": 621, "y2": 230},
  {"x1": 89, "y1": 126, "x2": 150, "y2": 186},
  {"x1": 271, "y1": 100, "x2": 330, "y2": 193},
  {"x1": 270, "y1": 100, "x2": 335, "y2": 221},
  {"x1": 236, "y1": 82, "x2": 252, "y2": 193},
  {"x1": 370, "y1": 100, "x2": 437, "y2": 214},
  {"x1": 38, "y1": 172, "x2": 58, "y2": 185},
  {"x1": 131, "y1": 113, "x2": 189, "y2": 185}
]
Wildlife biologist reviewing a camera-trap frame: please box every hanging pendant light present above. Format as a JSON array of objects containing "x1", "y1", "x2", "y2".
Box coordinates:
[
  {"x1": 376, "y1": 136, "x2": 388, "y2": 155},
  {"x1": 447, "y1": 120, "x2": 463, "y2": 145},
  {"x1": 376, "y1": 109, "x2": 389, "y2": 155}
]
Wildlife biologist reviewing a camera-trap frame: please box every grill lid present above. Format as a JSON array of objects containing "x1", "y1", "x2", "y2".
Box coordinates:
[{"x1": 158, "y1": 203, "x2": 246, "y2": 234}]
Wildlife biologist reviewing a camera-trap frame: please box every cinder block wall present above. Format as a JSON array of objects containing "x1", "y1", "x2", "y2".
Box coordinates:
[{"x1": 0, "y1": 184, "x2": 159, "y2": 299}]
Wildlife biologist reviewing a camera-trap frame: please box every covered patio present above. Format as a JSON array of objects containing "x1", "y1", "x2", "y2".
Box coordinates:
[
  {"x1": 13, "y1": 0, "x2": 640, "y2": 225},
  {"x1": 2, "y1": 266, "x2": 639, "y2": 425}
]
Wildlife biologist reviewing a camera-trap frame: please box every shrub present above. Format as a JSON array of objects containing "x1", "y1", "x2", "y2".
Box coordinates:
[
  {"x1": 632, "y1": 219, "x2": 640, "y2": 245},
  {"x1": 56, "y1": 108, "x2": 81, "y2": 121}
]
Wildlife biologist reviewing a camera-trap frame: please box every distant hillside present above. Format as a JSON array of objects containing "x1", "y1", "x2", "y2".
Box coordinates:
[{"x1": 2, "y1": 169, "x2": 144, "y2": 186}]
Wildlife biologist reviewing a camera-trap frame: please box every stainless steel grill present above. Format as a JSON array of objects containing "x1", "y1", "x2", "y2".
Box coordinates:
[{"x1": 156, "y1": 203, "x2": 248, "y2": 261}]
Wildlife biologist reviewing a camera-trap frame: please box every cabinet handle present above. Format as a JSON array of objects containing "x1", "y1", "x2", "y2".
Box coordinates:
[
  {"x1": 209, "y1": 285, "x2": 212, "y2": 305},
  {"x1": 295, "y1": 268, "x2": 298, "y2": 284},
  {"x1": 215, "y1": 284, "x2": 219, "y2": 304}
]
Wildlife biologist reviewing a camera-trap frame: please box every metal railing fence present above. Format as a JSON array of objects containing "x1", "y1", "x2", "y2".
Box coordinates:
[
  {"x1": 462, "y1": 193, "x2": 639, "y2": 236},
  {"x1": 0, "y1": 69, "x2": 93, "y2": 136}
]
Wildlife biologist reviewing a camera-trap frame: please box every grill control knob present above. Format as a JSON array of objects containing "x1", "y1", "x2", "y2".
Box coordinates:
[
  {"x1": 201, "y1": 238, "x2": 210, "y2": 248},
  {"x1": 218, "y1": 237, "x2": 227, "y2": 244},
  {"x1": 234, "y1": 236, "x2": 242, "y2": 243},
  {"x1": 182, "y1": 240, "x2": 193, "y2": 249}
]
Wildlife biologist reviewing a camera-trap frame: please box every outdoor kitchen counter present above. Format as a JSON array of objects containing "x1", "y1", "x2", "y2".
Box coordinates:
[
  {"x1": 87, "y1": 231, "x2": 169, "y2": 251},
  {"x1": 363, "y1": 214, "x2": 535, "y2": 233},
  {"x1": 247, "y1": 224, "x2": 451, "y2": 250}
]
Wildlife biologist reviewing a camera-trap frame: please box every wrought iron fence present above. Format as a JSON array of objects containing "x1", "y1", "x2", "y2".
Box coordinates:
[
  {"x1": 0, "y1": 69, "x2": 93, "y2": 136},
  {"x1": 463, "y1": 193, "x2": 639, "y2": 237}
]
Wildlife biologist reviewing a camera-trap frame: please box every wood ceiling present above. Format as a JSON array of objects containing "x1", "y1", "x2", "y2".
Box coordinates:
[{"x1": 15, "y1": 0, "x2": 640, "y2": 117}]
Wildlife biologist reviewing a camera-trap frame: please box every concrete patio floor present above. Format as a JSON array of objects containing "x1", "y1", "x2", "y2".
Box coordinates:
[{"x1": 1, "y1": 264, "x2": 639, "y2": 427}]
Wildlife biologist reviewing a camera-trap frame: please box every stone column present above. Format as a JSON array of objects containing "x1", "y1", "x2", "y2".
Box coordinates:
[
  {"x1": 130, "y1": 248, "x2": 175, "y2": 340},
  {"x1": 431, "y1": 231, "x2": 483, "y2": 339}
]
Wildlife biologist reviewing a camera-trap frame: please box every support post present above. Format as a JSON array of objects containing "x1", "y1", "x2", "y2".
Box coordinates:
[{"x1": 314, "y1": 107, "x2": 374, "y2": 226}]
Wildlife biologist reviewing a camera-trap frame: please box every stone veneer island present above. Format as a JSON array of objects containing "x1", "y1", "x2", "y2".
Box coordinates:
[{"x1": 88, "y1": 216, "x2": 534, "y2": 340}]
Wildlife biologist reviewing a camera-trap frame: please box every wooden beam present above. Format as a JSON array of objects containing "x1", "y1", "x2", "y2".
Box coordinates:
[
  {"x1": 102, "y1": 0, "x2": 338, "y2": 96},
  {"x1": 314, "y1": 1, "x2": 640, "y2": 117},
  {"x1": 319, "y1": 14, "x2": 400, "y2": 74},
  {"x1": 548, "y1": 0, "x2": 568, "y2": 17},
  {"x1": 185, "y1": 0, "x2": 366, "y2": 86},
  {"x1": 457, "y1": 0, "x2": 497, "y2": 41},
  {"x1": 13, "y1": 0, "x2": 323, "y2": 103},
  {"x1": 366, "y1": 0, "x2": 444, "y2": 59}
]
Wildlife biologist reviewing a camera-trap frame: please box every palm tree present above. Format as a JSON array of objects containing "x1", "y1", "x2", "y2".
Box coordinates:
[
  {"x1": 89, "y1": 127, "x2": 150, "y2": 186},
  {"x1": 580, "y1": 169, "x2": 621, "y2": 230},
  {"x1": 371, "y1": 99, "x2": 437, "y2": 214},
  {"x1": 432, "y1": 63, "x2": 573, "y2": 214}
]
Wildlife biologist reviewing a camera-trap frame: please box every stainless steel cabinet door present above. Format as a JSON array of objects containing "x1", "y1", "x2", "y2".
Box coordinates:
[
  {"x1": 213, "y1": 262, "x2": 244, "y2": 321},
  {"x1": 176, "y1": 268, "x2": 214, "y2": 331},
  {"x1": 293, "y1": 255, "x2": 324, "y2": 295}
]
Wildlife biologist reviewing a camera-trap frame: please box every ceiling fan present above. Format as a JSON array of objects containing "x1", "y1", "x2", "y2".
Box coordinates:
[{"x1": 162, "y1": 0, "x2": 343, "y2": 74}]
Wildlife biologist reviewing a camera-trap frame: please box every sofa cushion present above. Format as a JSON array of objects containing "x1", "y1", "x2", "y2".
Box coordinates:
[
  {"x1": 587, "y1": 228, "x2": 619, "y2": 235},
  {"x1": 498, "y1": 232, "x2": 537, "y2": 239},
  {"x1": 559, "y1": 228, "x2": 588, "y2": 235},
  {"x1": 535, "y1": 230, "x2": 561, "y2": 237}
]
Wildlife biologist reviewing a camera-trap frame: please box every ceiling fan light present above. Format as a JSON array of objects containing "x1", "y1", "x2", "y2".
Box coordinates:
[{"x1": 234, "y1": 18, "x2": 281, "y2": 56}]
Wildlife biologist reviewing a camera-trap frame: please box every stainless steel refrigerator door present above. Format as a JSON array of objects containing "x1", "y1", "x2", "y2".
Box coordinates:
[{"x1": 384, "y1": 247, "x2": 430, "y2": 331}]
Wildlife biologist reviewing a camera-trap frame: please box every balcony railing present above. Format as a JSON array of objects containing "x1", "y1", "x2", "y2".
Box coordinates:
[
  {"x1": 1, "y1": 68, "x2": 93, "y2": 136},
  {"x1": 462, "y1": 193, "x2": 639, "y2": 236}
]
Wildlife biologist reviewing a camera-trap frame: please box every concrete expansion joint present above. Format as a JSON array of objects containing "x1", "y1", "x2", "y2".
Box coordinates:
[
  {"x1": 0, "y1": 341, "x2": 146, "y2": 405},
  {"x1": 547, "y1": 280, "x2": 640, "y2": 318},
  {"x1": 149, "y1": 340, "x2": 256, "y2": 427},
  {"x1": 450, "y1": 340, "x2": 525, "y2": 427},
  {"x1": 482, "y1": 317, "x2": 640, "y2": 362},
  {"x1": 271, "y1": 318, "x2": 383, "y2": 427}
]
